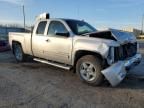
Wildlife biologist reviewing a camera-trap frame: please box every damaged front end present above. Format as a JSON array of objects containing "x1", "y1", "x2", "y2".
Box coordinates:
[
  {"x1": 82, "y1": 29, "x2": 142, "y2": 86},
  {"x1": 98, "y1": 30, "x2": 142, "y2": 87}
]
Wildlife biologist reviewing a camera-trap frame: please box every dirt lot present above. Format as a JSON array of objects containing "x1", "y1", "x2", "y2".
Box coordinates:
[{"x1": 0, "y1": 42, "x2": 144, "y2": 108}]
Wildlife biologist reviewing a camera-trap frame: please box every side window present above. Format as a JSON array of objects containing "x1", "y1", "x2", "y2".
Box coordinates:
[
  {"x1": 78, "y1": 25, "x2": 92, "y2": 33},
  {"x1": 36, "y1": 21, "x2": 47, "y2": 35},
  {"x1": 48, "y1": 21, "x2": 68, "y2": 36}
]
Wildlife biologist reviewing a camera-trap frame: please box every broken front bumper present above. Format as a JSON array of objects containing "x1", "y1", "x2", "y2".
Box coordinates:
[
  {"x1": 102, "y1": 53, "x2": 142, "y2": 87},
  {"x1": 124, "y1": 53, "x2": 142, "y2": 70}
]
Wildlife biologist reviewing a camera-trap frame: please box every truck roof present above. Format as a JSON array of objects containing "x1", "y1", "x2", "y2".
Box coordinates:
[{"x1": 47, "y1": 18, "x2": 82, "y2": 22}]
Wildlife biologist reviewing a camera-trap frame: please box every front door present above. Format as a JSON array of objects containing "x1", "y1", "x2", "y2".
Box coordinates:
[{"x1": 44, "y1": 21, "x2": 72, "y2": 64}]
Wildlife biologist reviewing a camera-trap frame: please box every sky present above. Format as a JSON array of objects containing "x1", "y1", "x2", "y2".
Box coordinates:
[{"x1": 0, "y1": 0, "x2": 144, "y2": 30}]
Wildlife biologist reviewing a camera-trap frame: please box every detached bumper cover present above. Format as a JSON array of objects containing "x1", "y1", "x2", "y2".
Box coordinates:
[
  {"x1": 102, "y1": 53, "x2": 142, "y2": 87},
  {"x1": 102, "y1": 62, "x2": 126, "y2": 87}
]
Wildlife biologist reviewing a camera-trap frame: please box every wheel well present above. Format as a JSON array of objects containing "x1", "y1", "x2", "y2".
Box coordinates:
[
  {"x1": 12, "y1": 41, "x2": 21, "y2": 54},
  {"x1": 74, "y1": 50, "x2": 104, "y2": 66}
]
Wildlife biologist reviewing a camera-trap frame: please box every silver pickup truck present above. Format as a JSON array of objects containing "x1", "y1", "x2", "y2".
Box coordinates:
[{"x1": 9, "y1": 13, "x2": 142, "y2": 86}]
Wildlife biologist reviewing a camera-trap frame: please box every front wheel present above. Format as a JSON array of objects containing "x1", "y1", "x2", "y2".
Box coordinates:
[
  {"x1": 13, "y1": 43, "x2": 26, "y2": 62},
  {"x1": 76, "y1": 55, "x2": 104, "y2": 86}
]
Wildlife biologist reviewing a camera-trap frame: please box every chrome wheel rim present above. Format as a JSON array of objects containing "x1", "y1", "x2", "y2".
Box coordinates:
[
  {"x1": 80, "y1": 62, "x2": 97, "y2": 81},
  {"x1": 15, "y1": 45, "x2": 22, "y2": 60}
]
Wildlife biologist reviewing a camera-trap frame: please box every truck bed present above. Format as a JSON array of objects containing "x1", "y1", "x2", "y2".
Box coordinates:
[{"x1": 9, "y1": 32, "x2": 33, "y2": 55}]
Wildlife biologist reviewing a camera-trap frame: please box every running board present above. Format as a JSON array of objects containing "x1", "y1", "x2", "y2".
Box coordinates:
[{"x1": 33, "y1": 58, "x2": 72, "y2": 70}]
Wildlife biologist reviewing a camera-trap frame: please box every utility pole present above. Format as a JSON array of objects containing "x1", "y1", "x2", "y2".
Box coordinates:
[
  {"x1": 22, "y1": 5, "x2": 26, "y2": 30},
  {"x1": 141, "y1": 14, "x2": 144, "y2": 35}
]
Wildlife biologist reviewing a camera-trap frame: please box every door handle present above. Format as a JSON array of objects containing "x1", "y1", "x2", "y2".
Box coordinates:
[{"x1": 46, "y1": 39, "x2": 50, "y2": 42}]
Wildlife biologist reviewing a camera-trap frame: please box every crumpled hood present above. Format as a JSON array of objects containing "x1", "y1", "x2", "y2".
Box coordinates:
[
  {"x1": 110, "y1": 29, "x2": 137, "y2": 44},
  {"x1": 84, "y1": 29, "x2": 137, "y2": 44}
]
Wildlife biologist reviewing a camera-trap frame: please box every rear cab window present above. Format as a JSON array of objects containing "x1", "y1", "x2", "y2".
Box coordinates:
[{"x1": 36, "y1": 21, "x2": 47, "y2": 35}]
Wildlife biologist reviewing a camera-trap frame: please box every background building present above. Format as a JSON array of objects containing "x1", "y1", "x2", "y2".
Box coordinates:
[{"x1": 122, "y1": 27, "x2": 141, "y2": 38}]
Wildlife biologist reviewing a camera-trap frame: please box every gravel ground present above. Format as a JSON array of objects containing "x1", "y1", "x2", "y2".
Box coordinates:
[{"x1": 0, "y1": 43, "x2": 144, "y2": 108}]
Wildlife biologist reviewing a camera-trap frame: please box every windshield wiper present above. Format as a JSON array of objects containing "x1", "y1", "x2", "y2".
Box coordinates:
[
  {"x1": 81, "y1": 32, "x2": 91, "y2": 36},
  {"x1": 81, "y1": 30, "x2": 98, "y2": 36}
]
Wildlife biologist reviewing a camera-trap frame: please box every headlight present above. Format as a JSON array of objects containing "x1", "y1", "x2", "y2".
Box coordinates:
[
  {"x1": 107, "y1": 47, "x2": 114, "y2": 65},
  {"x1": 137, "y1": 43, "x2": 140, "y2": 53}
]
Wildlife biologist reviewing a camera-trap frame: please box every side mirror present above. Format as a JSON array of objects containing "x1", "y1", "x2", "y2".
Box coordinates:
[{"x1": 55, "y1": 32, "x2": 70, "y2": 37}]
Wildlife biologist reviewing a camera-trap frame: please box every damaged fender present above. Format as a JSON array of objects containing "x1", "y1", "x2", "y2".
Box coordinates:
[{"x1": 101, "y1": 61, "x2": 126, "y2": 87}]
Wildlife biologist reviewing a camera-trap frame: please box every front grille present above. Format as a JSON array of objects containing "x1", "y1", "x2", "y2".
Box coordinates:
[{"x1": 114, "y1": 42, "x2": 137, "y2": 61}]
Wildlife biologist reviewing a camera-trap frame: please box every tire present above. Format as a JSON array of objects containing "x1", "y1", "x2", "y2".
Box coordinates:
[
  {"x1": 76, "y1": 55, "x2": 104, "y2": 86},
  {"x1": 13, "y1": 43, "x2": 26, "y2": 62}
]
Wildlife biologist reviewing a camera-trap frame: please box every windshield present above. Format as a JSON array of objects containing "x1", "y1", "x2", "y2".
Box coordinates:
[{"x1": 65, "y1": 20, "x2": 97, "y2": 35}]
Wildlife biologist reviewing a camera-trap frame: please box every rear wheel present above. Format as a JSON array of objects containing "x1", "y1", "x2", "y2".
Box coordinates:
[
  {"x1": 13, "y1": 43, "x2": 26, "y2": 62},
  {"x1": 76, "y1": 55, "x2": 104, "y2": 86}
]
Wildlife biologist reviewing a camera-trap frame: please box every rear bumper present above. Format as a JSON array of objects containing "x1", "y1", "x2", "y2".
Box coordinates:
[{"x1": 101, "y1": 53, "x2": 142, "y2": 87}]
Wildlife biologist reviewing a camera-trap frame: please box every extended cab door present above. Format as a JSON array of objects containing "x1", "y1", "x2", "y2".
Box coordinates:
[
  {"x1": 44, "y1": 20, "x2": 73, "y2": 64},
  {"x1": 32, "y1": 20, "x2": 48, "y2": 58}
]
